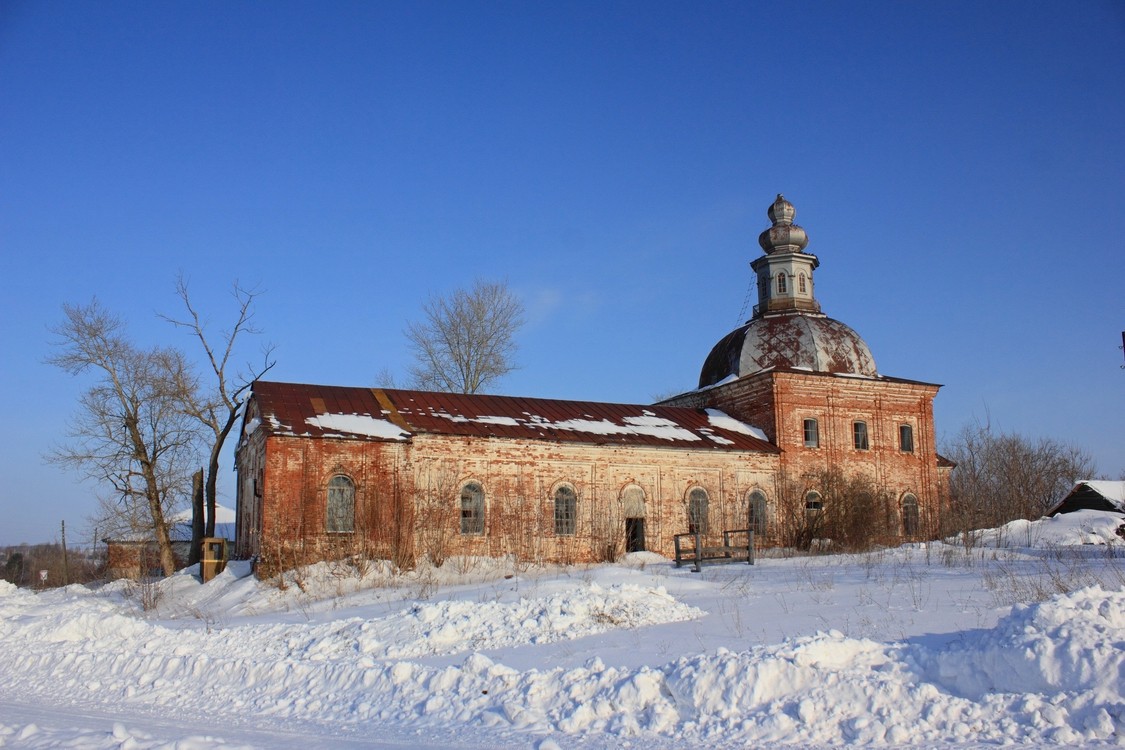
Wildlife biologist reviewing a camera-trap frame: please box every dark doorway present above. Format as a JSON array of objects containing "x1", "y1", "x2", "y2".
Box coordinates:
[{"x1": 625, "y1": 518, "x2": 645, "y2": 553}]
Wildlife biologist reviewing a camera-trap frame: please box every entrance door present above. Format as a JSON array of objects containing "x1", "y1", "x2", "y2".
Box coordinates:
[{"x1": 625, "y1": 518, "x2": 645, "y2": 553}]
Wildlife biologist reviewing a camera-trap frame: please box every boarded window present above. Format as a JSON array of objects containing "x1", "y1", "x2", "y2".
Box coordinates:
[
  {"x1": 899, "y1": 424, "x2": 914, "y2": 452},
  {"x1": 688, "y1": 488, "x2": 710, "y2": 535},
  {"x1": 803, "y1": 418, "x2": 819, "y2": 448},
  {"x1": 748, "y1": 490, "x2": 768, "y2": 536},
  {"x1": 853, "y1": 421, "x2": 869, "y2": 450},
  {"x1": 554, "y1": 485, "x2": 577, "y2": 536},
  {"x1": 902, "y1": 494, "x2": 920, "y2": 537},
  {"x1": 622, "y1": 485, "x2": 646, "y2": 517},
  {"x1": 326, "y1": 475, "x2": 355, "y2": 533},
  {"x1": 460, "y1": 482, "x2": 485, "y2": 535}
]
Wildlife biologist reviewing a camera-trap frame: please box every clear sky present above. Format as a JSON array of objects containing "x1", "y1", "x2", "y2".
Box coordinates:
[{"x1": 2, "y1": 1, "x2": 1122, "y2": 546}]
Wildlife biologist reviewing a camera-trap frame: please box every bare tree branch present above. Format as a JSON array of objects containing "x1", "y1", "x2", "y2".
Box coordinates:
[
  {"x1": 406, "y1": 279, "x2": 524, "y2": 394},
  {"x1": 161, "y1": 276, "x2": 276, "y2": 538}
]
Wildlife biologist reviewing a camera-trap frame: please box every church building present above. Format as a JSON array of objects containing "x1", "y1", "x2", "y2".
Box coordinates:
[{"x1": 235, "y1": 196, "x2": 948, "y2": 575}]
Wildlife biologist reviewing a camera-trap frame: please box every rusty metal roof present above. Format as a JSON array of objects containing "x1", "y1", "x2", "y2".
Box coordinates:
[
  {"x1": 248, "y1": 380, "x2": 778, "y2": 453},
  {"x1": 699, "y1": 313, "x2": 879, "y2": 387}
]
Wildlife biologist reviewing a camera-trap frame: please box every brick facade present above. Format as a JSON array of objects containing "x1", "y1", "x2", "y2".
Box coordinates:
[{"x1": 236, "y1": 395, "x2": 781, "y2": 575}]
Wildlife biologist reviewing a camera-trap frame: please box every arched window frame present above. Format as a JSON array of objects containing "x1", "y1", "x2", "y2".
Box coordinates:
[
  {"x1": 553, "y1": 484, "x2": 577, "y2": 536},
  {"x1": 748, "y1": 489, "x2": 768, "y2": 537},
  {"x1": 798, "y1": 273, "x2": 807, "y2": 293},
  {"x1": 803, "y1": 417, "x2": 820, "y2": 448},
  {"x1": 326, "y1": 474, "x2": 355, "y2": 534},
  {"x1": 777, "y1": 272, "x2": 787, "y2": 294},
  {"x1": 460, "y1": 481, "x2": 485, "y2": 536},
  {"x1": 687, "y1": 487, "x2": 710, "y2": 535},
  {"x1": 804, "y1": 490, "x2": 823, "y2": 515},
  {"x1": 901, "y1": 493, "x2": 920, "y2": 537},
  {"x1": 853, "y1": 420, "x2": 870, "y2": 450}
]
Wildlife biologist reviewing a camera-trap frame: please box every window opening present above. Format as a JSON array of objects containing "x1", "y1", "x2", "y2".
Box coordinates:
[
  {"x1": 902, "y1": 494, "x2": 920, "y2": 537},
  {"x1": 688, "y1": 488, "x2": 710, "y2": 535},
  {"x1": 460, "y1": 482, "x2": 485, "y2": 535},
  {"x1": 748, "y1": 490, "x2": 768, "y2": 536},
  {"x1": 899, "y1": 424, "x2": 914, "y2": 452},
  {"x1": 554, "y1": 485, "x2": 577, "y2": 535},
  {"x1": 803, "y1": 418, "x2": 819, "y2": 448},
  {"x1": 853, "y1": 421, "x2": 869, "y2": 450},
  {"x1": 326, "y1": 475, "x2": 355, "y2": 533},
  {"x1": 777, "y1": 273, "x2": 787, "y2": 294},
  {"x1": 805, "y1": 491, "x2": 823, "y2": 514}
]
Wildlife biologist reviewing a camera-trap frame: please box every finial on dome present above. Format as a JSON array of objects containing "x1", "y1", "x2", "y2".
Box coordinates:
[
  {"x1": 759, "y1": 194, "x2": 809, "y2": 253},
  {"x1": 767, "y1": 194, "x2": 796, "y2": 225}
]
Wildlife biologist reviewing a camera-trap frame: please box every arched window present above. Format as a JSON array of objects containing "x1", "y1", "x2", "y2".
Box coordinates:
[
  {"x1": 460, "y1": 482, "x2": 485, "y2": 535},
  {"x1": 853, "y1": 421, "x2": 869, "y2": 450},
  {"x1": 687, "y1": 488, "x2": 710, "y2": 535},
  {"x1": 777, "y1": 273, "x2": 787, "y2": 294},
  {"x1": 326, "y1": 475, "x2": 355, "y2": 533},
  {"x1": 805, "y1": 490, "x2": 823, "y2": 515},
  {"x1": 554, "y1": 485, "x2": 577, "y2": 536},
  {"x1": 902, "y1": 494, "x2": 920, "y2": 537},
  {"x1": 799, "y1": 273, "x2": 807, "y2": 293},
  {"x1": 748, "y1": 490, "x2": 768, "y2": 536},
  {"x1": 803, "y1": 418, "x2": 819, "y2": 448}
]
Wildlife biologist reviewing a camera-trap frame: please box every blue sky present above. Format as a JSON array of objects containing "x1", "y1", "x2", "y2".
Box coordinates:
[{"x1": 2, "y1": 1, "x2": 1122, "y2": 546}]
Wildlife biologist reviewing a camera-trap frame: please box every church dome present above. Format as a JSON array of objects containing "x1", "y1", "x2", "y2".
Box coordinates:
[
  {"x1": 699, "y1": 194, "x2": 878, "y2": 388},
  {"x1": 699, "y1": 315, "x2": 878, "y2": 387}
]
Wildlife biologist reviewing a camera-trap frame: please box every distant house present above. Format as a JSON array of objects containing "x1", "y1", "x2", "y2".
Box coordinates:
[
  {"x1": 1047, "y1": 481, "x2": 1125, "y2": 517},
  {"x1": 104, "y1": 504, "x2": 236, "y2": 580}
]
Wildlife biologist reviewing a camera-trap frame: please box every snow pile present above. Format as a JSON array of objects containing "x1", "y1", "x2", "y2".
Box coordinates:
[
  {"x1": 3, "y1": 536, "x2": 1125, "y2": 748},
  {"x1": 972, "y1": 509, "x2": 1125, "y2": 547},
  {"x1": 926, "y1": 585, "x2": 1125, "y2": 700}
]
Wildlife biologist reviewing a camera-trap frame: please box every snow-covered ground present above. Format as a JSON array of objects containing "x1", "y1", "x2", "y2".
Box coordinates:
[{"x1": 2, "y1": 510, "x2": 1124, "y2": 749}]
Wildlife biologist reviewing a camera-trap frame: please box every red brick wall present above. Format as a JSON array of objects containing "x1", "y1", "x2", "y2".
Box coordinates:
[
  {"x1": 242, "y1": 430, "x2": 778, "y2": 573},
  {"x1": 680, "y1": 370, "x2": 946, "y2": 538}
]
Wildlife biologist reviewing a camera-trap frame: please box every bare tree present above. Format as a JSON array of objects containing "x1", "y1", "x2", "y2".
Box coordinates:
[
  {"x1": 161, "y1": 277, "x2": 275, "y2": 542},
  {"x1": 47, "y1": 301, "x2": 199, "y2": 576},
  {"x1": 406, "y1": 279, "x2": 524, "y2": 394},
  {"x1": 943, "y1": 421, "x2": 1096, "y2": 530}
]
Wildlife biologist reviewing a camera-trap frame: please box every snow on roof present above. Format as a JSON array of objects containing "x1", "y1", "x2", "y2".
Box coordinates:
[
  {"x1": 248, "y1": 381, "x2": 778, "y2": 453},
  {"x1": 1079, "y1": 480, "x2": 1125, "y2": 505},
  {"x1": 305, "y1": 413, "x2": 410, "y2": 441},
  {"x1": 168, "y1": 504, "x2": 236, "y2": 526},
  {"x1": 704, "y1": 409, "x2": 769, "y2": 442}
]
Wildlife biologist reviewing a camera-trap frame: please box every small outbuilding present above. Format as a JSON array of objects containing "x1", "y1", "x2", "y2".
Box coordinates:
[
  {"x1": 103, "y1": 504, "x2": 237, "y2": 580},
  {"x1": 1047, "y1": 481, "x2": 1125, "y2": 516}
]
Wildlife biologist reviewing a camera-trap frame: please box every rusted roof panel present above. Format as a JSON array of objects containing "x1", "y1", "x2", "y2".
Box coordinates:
[
  {"x1": 700, "y1": 313, "x2": 878, "y2": 387},
  {"x1": 248, "y1": 380, "x2": 778, "y2": 453}
]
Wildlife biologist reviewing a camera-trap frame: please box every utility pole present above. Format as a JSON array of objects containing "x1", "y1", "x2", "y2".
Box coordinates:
[{"x1": 60, "y1": 520, "x2": 70, "y2": 585}]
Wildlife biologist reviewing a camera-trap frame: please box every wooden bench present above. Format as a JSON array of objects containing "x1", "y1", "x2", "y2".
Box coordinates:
[{"x1": 674, "y1": 529, "x2": 755, "y2": 572}]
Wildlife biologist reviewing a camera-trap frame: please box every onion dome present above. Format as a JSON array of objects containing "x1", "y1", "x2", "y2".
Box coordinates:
[
  {"x1": 698, "y1": 194, "x2": 878, "y2": 387},
  {"x1": 758, "y1": 194, "x2": 809, "y2": 254}
]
